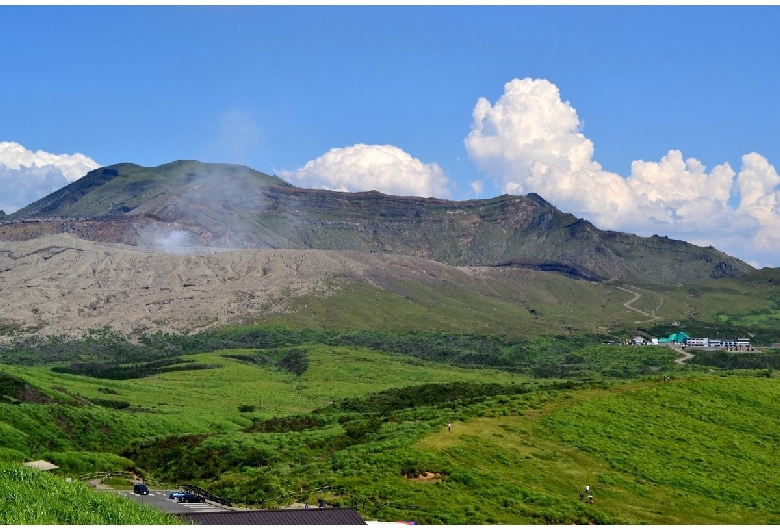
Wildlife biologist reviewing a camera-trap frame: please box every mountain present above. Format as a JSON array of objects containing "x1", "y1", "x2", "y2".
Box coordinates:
[
  {"x1": 2, "y1": 231, "x2": 778, "y2": 340},
  {"x1": 3, "y1": 160, "x2": 752, "y2": 286},
  {"x1": 0, "y1": 233, "x2": 636, "y2": 337}
]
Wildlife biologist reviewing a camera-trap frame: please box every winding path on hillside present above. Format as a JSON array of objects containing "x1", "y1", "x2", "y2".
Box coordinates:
[
  {"x1": 674, "y1": 347, "x2": 694, "y2": 365},
  {"x1": 614, "y1": 286, "x2": 664, "y2": 324}
]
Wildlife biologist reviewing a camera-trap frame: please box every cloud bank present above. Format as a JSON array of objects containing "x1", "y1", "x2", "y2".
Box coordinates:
[
  {"x1": 464, "y1": 78, "x2": 780, "y2": 267},
  {"x1": 279, "y1": 144, "x2": 451, "y2": 198},
  {"x1": 0, "y1": 142, "x2": 99, "y2": 214}
]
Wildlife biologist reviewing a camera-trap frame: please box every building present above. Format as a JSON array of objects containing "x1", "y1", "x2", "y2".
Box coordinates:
[
  {"x1": 679, "y1": 337, "x2": 751, "y2": 349},
  {"x1": 721, "y1": 338, "x2": 752, "y2": 349},
  {"x1": 178, "y1": 508, "x2": 367, "y2": 525},
  {"x1": 657, "y1": 332, "x2": 690, "y2": 344}
]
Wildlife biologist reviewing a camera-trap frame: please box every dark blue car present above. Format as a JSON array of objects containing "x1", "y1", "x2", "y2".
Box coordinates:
[
  {"x1": 133, "y1": 484, "x2": 149, "y2": 495},
  {"x1": 177, "y1": 493, "x2": 204, "y2": 503}
]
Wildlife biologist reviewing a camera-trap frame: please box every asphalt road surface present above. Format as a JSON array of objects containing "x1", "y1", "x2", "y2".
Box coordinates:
[{"x1": 116, "y1": 489, "x2": 231, "y2": 514}]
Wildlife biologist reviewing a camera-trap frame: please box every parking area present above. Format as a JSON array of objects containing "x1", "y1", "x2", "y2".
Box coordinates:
[{"x1": 115, "y1": 489, "x2": 232, "y2": 515}]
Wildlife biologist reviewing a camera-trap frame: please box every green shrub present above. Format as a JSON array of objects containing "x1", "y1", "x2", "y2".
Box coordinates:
[
  {"x1": 92, "y1": 398, "x2": 131, "y2": 410},
  {"x1": 277, "y1": 348, "x2": 310, "y2": 376},
  {"x1": 245, "y1": 414, "x2": 327, "y2": 433},
  {"x1": 0, "y1": 447, "x2": 27, "y2": 462},
  {"x1": 41, "y1": 451, "x2": 135, "y2": 475}
]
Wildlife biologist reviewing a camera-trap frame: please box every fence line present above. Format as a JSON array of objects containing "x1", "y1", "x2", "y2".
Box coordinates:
[{"x1": 78, "y1": 470, "x2": 136, "y2": 483}]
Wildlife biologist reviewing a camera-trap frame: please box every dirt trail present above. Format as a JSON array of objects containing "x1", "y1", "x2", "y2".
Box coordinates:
[
  {"x1": 674, "y1": 347, "x2": 694, "y2": 365},
  {"x1": 614, "y1": 285, "x2": 663, "y2": 323}
]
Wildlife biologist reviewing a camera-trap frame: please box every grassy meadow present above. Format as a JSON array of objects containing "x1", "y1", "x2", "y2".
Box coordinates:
[
  {"x1": 2, "y1": 322, "x2": 780, "y2": 523},
  {"x1": 0, "y1": 463, "x2": 180, "y2": 524}
]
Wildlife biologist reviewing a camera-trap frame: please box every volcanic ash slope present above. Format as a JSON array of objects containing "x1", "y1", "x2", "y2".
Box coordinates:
[{"x1": 0, "y1": 234, "x2": 508, "y2": 336}]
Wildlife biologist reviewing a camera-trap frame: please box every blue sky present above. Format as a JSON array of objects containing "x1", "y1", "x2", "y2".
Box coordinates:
[{"x1": 2, "y1": 6, "x2": 780, "y2": 267}]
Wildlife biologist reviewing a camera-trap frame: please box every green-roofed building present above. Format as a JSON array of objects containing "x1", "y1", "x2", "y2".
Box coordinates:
[{"x1": 657, "y1": 332, "x2": 690, "y2": 344}]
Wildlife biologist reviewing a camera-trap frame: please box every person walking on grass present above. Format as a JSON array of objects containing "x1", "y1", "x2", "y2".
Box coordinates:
[{"x1": 447, "y1": 422, "x2": 452, "y2": 432}]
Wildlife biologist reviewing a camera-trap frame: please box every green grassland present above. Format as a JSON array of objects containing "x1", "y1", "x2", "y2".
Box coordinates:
[
  {"x1": 243, "y1": 264, "x2": 780, "y2": 344},
  {"x1": 2, "y1": 346, "x2": 522, "y2": 420},
  {"x1": 266, "y1": 277, "x2": 640, "y2": 335},
  {"x1": 413, "y1": 376, "x2": 780, "y2": 524},
  {"x1": 2, "y1": 323, "x2": 780, "y2": 523}
]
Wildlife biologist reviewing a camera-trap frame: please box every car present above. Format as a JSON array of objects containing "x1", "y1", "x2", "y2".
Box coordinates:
[
  {"x1": 169, "y1": 491, "x2": 187, "y2": 500},
  {"x1": 133, "y1": 484, "x2": 149, "y2": 495},
  {"x1": 177, "y1": 493, "x2": 204, "y2": 503}
]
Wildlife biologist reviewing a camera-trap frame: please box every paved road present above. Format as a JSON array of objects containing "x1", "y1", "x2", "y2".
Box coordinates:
[{"x1": 115, "y1": 489, "x2": 231, "y2": 514}]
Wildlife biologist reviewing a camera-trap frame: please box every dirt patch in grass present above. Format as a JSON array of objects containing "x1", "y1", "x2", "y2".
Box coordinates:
[{"x1": 406, "y1": 472, "x2": 443, "y2": 482}]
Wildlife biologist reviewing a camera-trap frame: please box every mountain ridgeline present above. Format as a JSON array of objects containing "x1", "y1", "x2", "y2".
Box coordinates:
[{"x1": 4, "y1": 160, "x2": 751, "y2": 285}]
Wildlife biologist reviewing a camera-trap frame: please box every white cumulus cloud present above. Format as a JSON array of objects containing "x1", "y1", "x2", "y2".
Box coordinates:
[
  {"x1": 279, "y1": 144, "x2": 451, "y2": 198},
  {"x1": 464, "y1": 78, "x2": 780, "y2": 267},
  {"x1": 466, "y1": 78, "x2": 597, "y2": 180},
  {"x1": 0, "y1": 142, "x2": 99, "y2": 214}
]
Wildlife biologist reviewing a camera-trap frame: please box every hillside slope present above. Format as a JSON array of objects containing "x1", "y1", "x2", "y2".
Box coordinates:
[
  {"x1": 2, "y1": 160, "x2": 752, "y2": 286},
  {"x1": 0, "y1": 463, "x2": 178, "y2": 524},
  {"x1": 0, "y1": 234, "x2": 642, "y2": 337},
  {"x1": 2, "y1": 234, "x2": 778, "y2": 340}
]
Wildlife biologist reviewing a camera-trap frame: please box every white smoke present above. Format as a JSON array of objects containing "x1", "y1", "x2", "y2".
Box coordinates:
[{"x1": 153, "y1": 230, "x2": 193, "y2": 254}]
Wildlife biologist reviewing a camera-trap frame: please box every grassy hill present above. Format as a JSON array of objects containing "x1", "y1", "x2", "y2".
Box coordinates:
[
  {"x1": 3, "y1": 160, "x2": 752, "y2": 285},
  {"x1": 0, "y1": 462, "x2": 179, "y2": 524},
  {"x1": 409, "y1": 376, "x2": 780, "y2": 524},
  {"x1": 2, "y1": 325, "x2": 780, "y2": 523}
]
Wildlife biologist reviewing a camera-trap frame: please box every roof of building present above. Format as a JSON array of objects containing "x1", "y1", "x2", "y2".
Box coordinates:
[
  {"x1": 178, "y1": 507, "x2": 367, "y2": 525},
  {"x1": 23, "y1": 460, "x2": 59, "y2": 471},
  {"x1": 658, "y1": 331, "x2": 690, "y2": 343}
]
